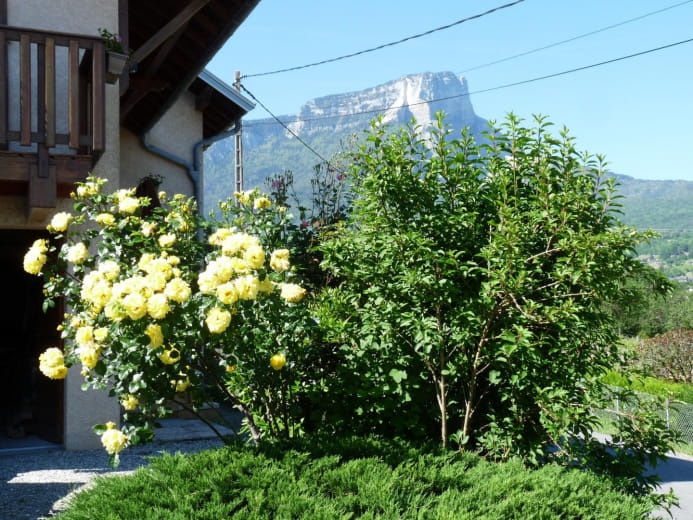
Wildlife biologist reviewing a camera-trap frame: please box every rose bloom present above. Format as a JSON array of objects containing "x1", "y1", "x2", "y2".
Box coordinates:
[
  {"x1": 147, "y1": 293, "x2": 170, "y2": 320},
  {"x1": 101, "y1": 422, "x2": 128, "y2": 454},
  {"x1": 75, "y1": 325, "x2": 94, "y2": 348},
  {"x1": 208, "y1": 227, "x2": 233, "y2": 246},
  {"x1": 39, "y1": 347, "x2": 68, "y2": 379},
  {"x1": 207, "y1": 256, "x2": 234, "y2": 282},
  {"x1": 81, "y1": 272, "x2": 112, "y2": 311},
  {"x1": 206, "y1": 307, "x2": 231, "y2": 334},
  {"x1": 235, "y1": 275, "x2": 260, "y2": 300},
  {"x1": 145, "y1": 272, "x2": 167, "y2": 292},
  {"x1": 47, "y1": 211, "x2": 73, "y2": 233},
  {"x1": 159, "y1": 348, "x2": 180, "y2": 365},
  {"x1": 243, "y1": 244, "x2": 265, "y2": 270},
  {"x1": 270, "y1": 249, "x2": 291, "y2": 272},
  {"x1": 259, "y1": 277, "x2": 274, "y2": 294},
  {"x1": 141, "y1": 221, "x2": 156, "y2": 236},
  {"x1": 234, "y1": 190, "x2": 251, "y2": 205},
  {"x1": 94, "y1": 213, "x2": 116, "y2": 227},
  {"x1": 104, "y1": 299, "x2": 127, "y2": 322},
  {"x1": 158, "y1": 233, "x2": 176, "y2": 248},
  {"x1": 94, "y1": 327, "x2": 109, "y2": 343},
  {"x1": 118, "y1": 196, "x2": 140, "y2": 214},
  {"x1": 122, "y1": 293, "x2": 147, "y2": 320},
  {"x1": 23, "y1": 246, "x2": 47, "y2": 275},
  {"x1": 97, "y1": 260, "x2": 121, "y2": 281},
  {"x1": 76, "y1": 181, "x2": 100, "y2": 197},
  {"x1": 216, "y1": 282, "x2": 239, "y2": 305},
  {"x1": 270, "y1": 353, "x2": 286, "y2": 371},
  {"x1": 78, "y1": 344, "x2": 101, "y2": 369},
  {"x1": 164, "y1": 278, "x2": 191, "y2": 303},
  {"x1": 280, "y1": 283, "x2": 307, "y2": 303},
  {"x1": 66, "y1": 242, "x2": 89, "y2": 264},
  {"x1": 253, "y1": 196, "x2": 271, "y2": 210},
  {"x1": 173, "y1": 377, "x2": 190, "y2": 393},
  {"x1": 145, "y1": 323, "x2": 164, "y2": 349},
  {"x1": 120, "y1": 394, "x2": 138, "y2": 411},
  {"x1": 197, "y1": 270, "x2": 220, "y2": 294}
]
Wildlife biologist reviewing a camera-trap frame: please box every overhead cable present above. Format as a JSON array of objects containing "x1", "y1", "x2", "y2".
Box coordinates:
[
  {"x1": 244, "y1": 35, "x2": 693, "y2": 128},
  {"x1": 241, "y1": 0, "x2": 526, "y2": 79},
  {"x1": 458, "y1": 0, "x2": 693, "y2": 74}
]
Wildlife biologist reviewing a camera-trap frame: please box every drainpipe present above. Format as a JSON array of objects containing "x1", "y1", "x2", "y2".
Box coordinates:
[{"x1": 140, "y1": 118, "x2": 241, "y2": 215}]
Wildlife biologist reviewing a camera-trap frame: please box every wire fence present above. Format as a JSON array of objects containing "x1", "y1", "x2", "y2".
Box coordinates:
[{"x1": 594, "y1": 388, "x2": 693, "y2": 444}]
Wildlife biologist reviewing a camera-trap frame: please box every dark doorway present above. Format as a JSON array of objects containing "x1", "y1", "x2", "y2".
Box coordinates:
[{"x1": 0, "y1": 230, "x2": 63, "y2": 446}]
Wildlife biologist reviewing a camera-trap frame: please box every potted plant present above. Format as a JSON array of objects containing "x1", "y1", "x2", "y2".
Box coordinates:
[{"x1": 99, "y1": 28, "x2": 129, "y2": 84}]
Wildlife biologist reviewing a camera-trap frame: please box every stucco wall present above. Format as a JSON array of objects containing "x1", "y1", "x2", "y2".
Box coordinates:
[
  {"x1": 7, "y1": 0, "x2": 118, "y2": 35},
  {"x1": 120, "y1": 91, "x2": 202, "y2": 198}
]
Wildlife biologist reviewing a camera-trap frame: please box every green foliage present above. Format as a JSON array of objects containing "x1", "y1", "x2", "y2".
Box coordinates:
[
  {"x1": 55, "y1": 437, "x2": 656, "y2": 520},
  {"x1": 602, "y1": 370, "x2": 693, "y2": 403},
  {"x1": 317, "y1": 113, "x2": 673, "y2": 470},
  {"x1": 635, "y1": 330, "x2": 693, "y2": 383}
]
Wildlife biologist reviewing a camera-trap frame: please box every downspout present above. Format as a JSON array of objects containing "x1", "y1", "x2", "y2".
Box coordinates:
[{"x1": 140, "y1": 118, "x2": 241, "y2": 215}]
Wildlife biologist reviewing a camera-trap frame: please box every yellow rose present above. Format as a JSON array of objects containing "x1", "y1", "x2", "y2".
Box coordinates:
[
  {"x1": 97, "y1": 260, "x2": 121, "y2": 281},
  {"x1": 243, "y1": 244, "x2": 265, "y2": 270},
  {"x1": 206, "y1": 307, "x2": 231, "y2": 334},
  {"x1": 147, "y1": 293, "x2": 170, "y2": 320},
  {"x1": 235, "y1": 275, "x2": 260, "y2": 300},
  {"x1": 253, "y1": 196, "x2": 271, "y2": 210},
  {"x1": 270, "y1": 353, "x2": 286, "y2": 371},
  {"x1": 141, "y1": 222, "x2": 156, "y2": 236},
  {"x1": 166, "y1": 255, "x2": 181, "y2": 266},
  {"x1": 118, "y1": 196, "x2": 140, "y2": 214},
  {"x1": 104, "y1": 299, "x2": 127, "y2": 322},
  {"x1": 145, "y1": 323, "x2": 164, "y2": 349},
  {"x1": 101, "y1": 422, "x2": 128, "y2": 454},
  {"x1": 75, "y1": 325, "x2": 94, "y2": 347},
  {"x1": 120, "y1": 394, "x2": 139, "y2": 411},
  {"x1": 145, "y1": 272, "x2": 167, "y2": 292},
  {"x1": 259, "y1": 277, "x2": 275, "y2": 294},
  {"x1": 158, "y1": 233, "x2": 176, "y2": 248},
  {"x1": 216, "y1": 282, "x2": 239, "y2": 305},
  {"x1": 206, "y1": 256, "x2": 235, "y2": 282},
  {"x1": 38, "y1": 347, "x2": 68, "y2": 379},
  {"x1": 270, "y1": 249, "x2": 291, "y2": 272},
  {"x1": 122, "y1": 293, "x2": 147, "y2": 320},
  {"x1": 94, "y1": 327, "x2": 109, "y2": 343},
  {"x1": 172, "y1": 377, "x2": 190, "y2": 393},
  {"x1": 159, "y1": 348, "x2": 180, "y2": 365},
  {"x1": 197, "y1": 270, "x2": 221, "y2": 294},
  {"x1": 23, "y1": 247, "x2": 47, "y2": 275},
  {"x1": 280, "y1": 283, "x2": 307, "y2": 303},
  {"x1": 76, "y1": 180, "x2": 100, "y2": 197},
  {"x1": 47, "y1": 211, "x2": 73, "y2": 233},
  {"x1": 95, "y1": 213, "x2": 116, "y2": 227},
  {"x1": 66, "y1": 242, "x2": 89, "y2": 264},
  {"x1": 208, "y1": 227, "x2": 233, "y2": 246},
  {"x1": 164, "y1": 278, "x2": 191, "y2": 303},
  {"x1": 78, "y1": 344, "x2": 101, "y2": 369},
  {"x1": 234, "y1": 190, "x2": 251, "y2": 205}
]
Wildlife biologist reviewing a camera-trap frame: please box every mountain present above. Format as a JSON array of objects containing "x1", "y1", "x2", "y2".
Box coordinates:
[
  {"x1": 203, "y1": 72, "x2": 693, "y2": 284},
  {"x1": 204, "y1": 71, "x2": 487, "y2": 205}
]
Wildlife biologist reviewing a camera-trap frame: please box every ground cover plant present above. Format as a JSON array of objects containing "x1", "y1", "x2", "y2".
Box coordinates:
[{"x1": 55, "y1": 437, "x2": 659, "y2": 520}]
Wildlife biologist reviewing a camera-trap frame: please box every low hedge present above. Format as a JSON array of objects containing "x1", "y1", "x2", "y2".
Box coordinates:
[{"x1": 56, "y1": 436, "x2": 657, "y2": 519}]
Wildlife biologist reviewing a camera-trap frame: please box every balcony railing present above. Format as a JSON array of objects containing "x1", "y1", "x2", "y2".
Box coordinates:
[{"x1": 0, "y1": 26, "x2": 106, "y2": 220}]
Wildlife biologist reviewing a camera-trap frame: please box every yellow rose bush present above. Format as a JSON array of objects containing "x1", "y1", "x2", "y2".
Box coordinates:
[{"x1": 25, "y1": 177, "x2": 315, "y2": 465}]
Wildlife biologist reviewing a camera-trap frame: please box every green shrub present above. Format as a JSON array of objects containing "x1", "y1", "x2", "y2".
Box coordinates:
[{"x1": 56, "y1": 438, "x2": 658, "y2": 520}]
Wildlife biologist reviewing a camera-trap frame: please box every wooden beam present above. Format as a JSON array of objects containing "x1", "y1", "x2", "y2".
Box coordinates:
[
  {"x1": 195, "y1": 85, "x2": 214, "y2": 112},
  {"x1": 68, "y1": 40, "x2": 79, "y2": 149},
  {"x1": 118, "y1": 0, "x2": 130, "y2": 94},
  {"x1": 28, "y1": 144, "x2": 57, "y2": 222},
  {"x1": 92, "y1": 41, "x2": 105, "y2": 152},
  {"x1": 128, "y1": 0, "x2": 212, "y2": 65},
  {"x1": 20, "y1": 34, "x2": 31, "y2": 146},
  {"x1": 0, "y1": 31, "x2": 7, "y2": 146},
  {"x1": 45, "y1": 38, "x2": 56, "y2": 148}
]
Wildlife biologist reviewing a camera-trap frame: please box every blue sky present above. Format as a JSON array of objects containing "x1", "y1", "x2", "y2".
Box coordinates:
[{"x1": 208, "y1": 0, "x2": 693, "y2": 181}]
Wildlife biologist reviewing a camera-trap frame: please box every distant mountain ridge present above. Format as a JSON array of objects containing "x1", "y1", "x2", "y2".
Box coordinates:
[{"x1": 205, "y1": 71, "x2": 487, "y2": 204}]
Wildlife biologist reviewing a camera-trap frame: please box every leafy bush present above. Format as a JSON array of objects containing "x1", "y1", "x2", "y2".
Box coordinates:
[
  {"x1": 55, "y1": 437, "x2": 658, "y2": 520},
  {"x1": 637, "y1": 330, "x2": 693, "y2": 383}
]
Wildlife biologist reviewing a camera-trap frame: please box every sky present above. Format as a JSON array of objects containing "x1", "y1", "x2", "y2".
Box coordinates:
[{"x1": 208, "y1": 0, "x2": 693, "y2": 182}]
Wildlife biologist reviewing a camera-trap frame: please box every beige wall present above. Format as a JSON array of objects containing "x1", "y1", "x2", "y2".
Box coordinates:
[
  {"x1": 7, "y1": 0, "x2": 118, "y2": 35},
  {"x1": 120, "y1": 91, "x2": 202, "y2": 198}
]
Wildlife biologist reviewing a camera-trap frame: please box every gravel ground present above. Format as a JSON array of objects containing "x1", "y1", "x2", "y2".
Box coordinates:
[{"x1": 0, "y1": 437, "x2": 225, "y2": 520}]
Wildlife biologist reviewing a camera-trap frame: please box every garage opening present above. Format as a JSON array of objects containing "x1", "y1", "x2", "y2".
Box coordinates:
[{"x1": 0, "y1": 230, "x2": 63, "y2": 449}]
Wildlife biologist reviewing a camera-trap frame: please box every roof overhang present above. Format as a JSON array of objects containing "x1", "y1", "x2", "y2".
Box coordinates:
[{"x1": 190, "y1": 70, "x2": 255, "y2": 138}]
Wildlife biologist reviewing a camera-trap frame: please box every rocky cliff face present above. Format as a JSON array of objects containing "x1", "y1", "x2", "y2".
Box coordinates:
[{"x1": 205, "y1": 72, "x2": 488, "y2": 205}]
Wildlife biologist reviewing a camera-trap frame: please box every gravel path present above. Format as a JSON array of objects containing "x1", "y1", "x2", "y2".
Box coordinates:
[{"x1": 0, "y1": 438, "x2": 225, "y2": 520}]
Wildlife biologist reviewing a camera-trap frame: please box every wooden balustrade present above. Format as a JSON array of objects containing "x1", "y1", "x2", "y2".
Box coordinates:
[{"x1": 0, "y1": 26, "x2": 107, "y2": 221}]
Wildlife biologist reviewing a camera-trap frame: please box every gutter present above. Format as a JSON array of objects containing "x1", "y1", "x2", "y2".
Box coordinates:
[{"x1": 140, "y1": 117, "x2": 241, "y2": 215}]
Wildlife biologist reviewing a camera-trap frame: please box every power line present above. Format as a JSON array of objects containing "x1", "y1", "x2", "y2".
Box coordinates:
[
  {"x1": 239, "y1": 83, "x2": 335, "y2": 168},
  {"x1": 241, "y1": 0, "x2": 526, "y2": 79},
  {"x1": 244, "y1": 35, "x2": 693, "y2": 129},
  {"x1": 457, "y1": 0, "x2": 693, "y2": 74}
]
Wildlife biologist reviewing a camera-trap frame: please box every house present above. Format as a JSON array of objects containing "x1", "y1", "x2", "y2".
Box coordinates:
[{"x1": 0, "y1": 0, "x2": 259, "y2": 450}]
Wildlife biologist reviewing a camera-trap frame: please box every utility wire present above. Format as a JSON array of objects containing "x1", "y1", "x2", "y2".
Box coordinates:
[
  {"x1": 241, "y1": 0, "x2": 526, "y2": 79},
  {"x1": 239, "y1": 83, "x2": 335, "y2": 168},
  {"x1": 458, "y1": 0, "x2": 693, "y2": 74},
  {"x1": 244, "y1": 35, "x2": 693, "y2": 129}
]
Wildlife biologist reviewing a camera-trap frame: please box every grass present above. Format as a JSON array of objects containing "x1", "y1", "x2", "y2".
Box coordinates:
[
  {"x1": 55, "y1": 436, "x2": 656, "y2": 520},
  {"x1": 602, "y1": 370, "x2": 693, "y2": 403}
]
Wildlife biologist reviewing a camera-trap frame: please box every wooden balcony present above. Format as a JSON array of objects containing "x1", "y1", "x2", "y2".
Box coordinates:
[{"x1": 0, "y1": 26, "x2": 106, "y2": 221}]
